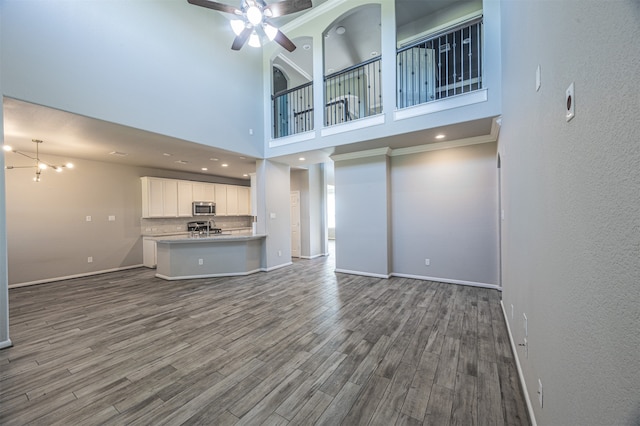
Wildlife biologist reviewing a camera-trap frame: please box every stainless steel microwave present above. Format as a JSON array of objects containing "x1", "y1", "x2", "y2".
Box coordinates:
[{"x1": 192, "y1": 201, "x2": 216, "y2": 216}]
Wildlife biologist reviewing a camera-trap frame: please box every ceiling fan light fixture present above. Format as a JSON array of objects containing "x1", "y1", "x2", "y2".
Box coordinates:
[
  {"x1": 246, "y1": 5, "x2": 262, "y2": 25},
  {"x1": 230, "y1": 19, "x2": 245, "y2": 36},
  {"x1": 263, "y1": 23, "x2": 278, "y2": 41},
  {"x1": 248, "y1": 30, "x2": 261, "y2": 47}
]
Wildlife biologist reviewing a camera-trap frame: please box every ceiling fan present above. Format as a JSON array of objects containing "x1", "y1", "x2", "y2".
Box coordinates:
[{"x1": 187, "y1": 0, "x2": 312, "y2": 52}]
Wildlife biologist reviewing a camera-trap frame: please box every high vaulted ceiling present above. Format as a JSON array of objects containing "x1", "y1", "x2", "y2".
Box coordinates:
[{"x1": 3, "y1": 0, "x2": 491, "y2": 177}]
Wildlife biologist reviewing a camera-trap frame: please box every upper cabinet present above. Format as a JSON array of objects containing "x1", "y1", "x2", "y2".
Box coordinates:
[{"x1": 142, "y1": 177, "x2": 250, "y2": 218}]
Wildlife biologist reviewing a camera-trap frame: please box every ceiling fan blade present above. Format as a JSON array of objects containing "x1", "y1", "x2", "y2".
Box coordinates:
[
  {"x1": 274, "y1": 29, "x2": 296, "y2": 52},
  {"x1": 264, "y1": 0, "x2": 312, "y2": 18},
  {"x1": 231, "y1": 27, "x2": 253, "y2": 50},
  {"x1": 187, "y1": 0, "x2": 240, "y2": 15}
]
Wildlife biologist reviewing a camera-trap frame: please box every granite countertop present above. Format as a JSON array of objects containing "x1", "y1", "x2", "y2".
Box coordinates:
[{"x1": 154, "y1": 232, "x2": 266, "y2": 244}]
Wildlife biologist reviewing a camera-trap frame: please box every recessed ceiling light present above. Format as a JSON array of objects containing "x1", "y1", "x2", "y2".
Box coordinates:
[
  {"x1": 239, "y1": 156, "x2": 246, "y2": 160},
  {"x1": 299, "y1": 157, "x2": 305, "y2": 161},
  {"x1": 175, "y1": 160, "x2": 189, "y2": 164},
  {"x1": 109, "y1": 151, "x2": 128, "y2": 156},
  {"x1": 435, "y1": 134, "x2": 446, "y2": 139},
  {"x1": 201, "y1": 167, "x2": 208, "y2": 171},
  {"x1": 371, "y1": 51, "x2": 379, "y2": 56},
  {"x1": 221, "y1": 163, "x2": 228, "y2": 167},
  {"x1": 336, "y1": 26, "x2": 346, "y2": 35},
  {"x1": 243, "y1": 174, "x2": 249, "y2": 177},
  {"x1": 210, "y1": 157, "x2": 219, "y2": 161},
  {"x1": 163, "y1": 153, "x2": 172, "y2": 157},
  {"x1": 303, "y1": 44, "x2": 311, "y2": 50}
]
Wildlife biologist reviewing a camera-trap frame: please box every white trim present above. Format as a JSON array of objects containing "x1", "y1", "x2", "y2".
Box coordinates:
[
  {"x1": 397, "y1": 10, "x2": 483, "y2": 48},
  {"x1": 0, "y1": 339, "x2": 13, "y2": 350},
  {"x1": 331, "y1": 147, "x2": 391, "y2": 162},
  {"x1": 321, "y1": 114, "x2": 385, "y2": 137},
  {"x1": 280, "y1": 0, "x2": 349, "y2": 33},
  {"x1": 394, "y1": 89, "x2": 488, "y2": 121},
  {"x1": 392, "y1": 134, "x2": 496, "y2": 157},
  {"x1": 8, "y1": 264, "x2": 144, "y2": 289},
  {"x1": 391, "y1": 273, "x2": 500, "y2": 290},
  {"x1": 276, "y1": 53, "x2": 312, "y2": 82},
  {"x1": 501, "y1": 301, "x2": 538, "y2": 426},
  {"x1": 334, "y1": 268, "x2": 391, "y2": 279},
  {"x1": 155, "y1": 269, "x2": 262, "y2": 281},
  {"x1": 299, "y1": 254, "x2": 326, "y2": 260},
  {"x1": 263, "y1": 261, "x2": 293, "y2": 272},
  {"x1": 269, "y1": 131, "x2": 315, "y2": 148}
]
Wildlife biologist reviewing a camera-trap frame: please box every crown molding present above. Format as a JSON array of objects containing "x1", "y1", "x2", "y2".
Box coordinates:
[{"x1": 331, "y1": 147, "x2": 391, "y2": 162}]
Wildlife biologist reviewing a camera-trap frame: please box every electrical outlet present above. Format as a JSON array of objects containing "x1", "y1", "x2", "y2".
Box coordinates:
[
  {"x1": 523, "y1": 313, "x2": 528, "y2": 337},
  {"x1": 425, "y1": 258, "x2": 430, "y2": 266},
  {"x1": 278, "y1": 250, "x2": 282, "y2": 257},
  {"x1": 108, "y1": 215, "x2": 116, "y2": 221},
  {"x1": 87, "y1": 257, "x2": 93, "y2": 263},
  {"x1": 198, "y1": 259, "x2": 203, "y2": 265},
  {"x1": 538, "y1": 379, "x2": 543, "y2": 407},
  {"x1": 85, "y1": 215, "x2": 92, "y2": 222},
  {"x1": 566, "y1": 82, "x2": 575, "y2": 122}
]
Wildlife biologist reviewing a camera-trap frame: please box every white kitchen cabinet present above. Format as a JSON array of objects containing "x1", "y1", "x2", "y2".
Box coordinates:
[
  {"x1": 143, "y1": 237, "x2": 157, "y2": 268},
  {"x1": 226, "y1": 185, "x2": 239, "y2": 216},
  {"x1": 215, "y1": 184, "x2": 228, "y2": 216},
  {"x1": 177, "y1": 181, "x2": 193, "y2": 217},
  {"x1": 192, "y1": 182, "x2": 215, "y2": 202},
  {"x1": 142, "y1": 177, "x2": 178, "y2": 218},
  {"x1": 237, "y1": 186, "x2": 250, "y2": 215}
]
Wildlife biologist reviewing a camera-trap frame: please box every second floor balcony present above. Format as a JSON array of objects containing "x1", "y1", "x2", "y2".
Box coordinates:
[{"x1": 271, "y1": 14, "x2": 485, "y2": 141}]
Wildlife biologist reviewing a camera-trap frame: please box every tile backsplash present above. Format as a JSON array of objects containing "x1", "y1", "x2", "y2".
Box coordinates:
[{"x1": 141, "y1": 216, "x2": 253, "y2": 234}]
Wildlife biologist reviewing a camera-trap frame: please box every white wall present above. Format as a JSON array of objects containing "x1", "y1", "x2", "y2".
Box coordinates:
[
  {"x1": 256, "y1": 159, "x2": 291, "y2": 270},
  {"x1": 290, "y1": 164, "x2": 326, "y2": 259},
  {"x1": 334, "y1": 151, "x2": 391, "y2": 277},
  {"x1": 500, "y1": 1, "x2": 640, "y2": 424},
  {"x1": 1, "y1": 0, "x2": 264, "y2": 157},
  {"x1": 391, "y1": 142, "x2": 498, "y2": 286},
  {"x1": 0, "y1": 20, "x2": 11, "y2": 347}
]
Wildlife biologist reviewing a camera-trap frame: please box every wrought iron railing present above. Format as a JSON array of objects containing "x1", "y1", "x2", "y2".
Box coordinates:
[
  {"x1": 397, "y1": 17, "x2": 483, "y2": 109},
  {"x1": 272, "y1": 82, "x2": 314, "y2": 139},
  {"x1": 324, "y1": 56, "x2": 382, "y2": 126}
]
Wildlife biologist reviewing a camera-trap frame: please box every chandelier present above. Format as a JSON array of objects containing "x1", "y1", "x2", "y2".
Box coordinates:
[{"x1": 3, "y1": 139, "x2": 74, "y2": 182}]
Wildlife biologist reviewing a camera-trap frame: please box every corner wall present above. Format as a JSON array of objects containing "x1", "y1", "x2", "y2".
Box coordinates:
[
  {"x1": 500, "y1": 1, "x2": 640, "y2": 424},
  {"x1": 0, "y1": 11, "x2": 11, "y2": 347},
  {"x1": 391, "y1": 142, "x2": 499, "y2": 286}
]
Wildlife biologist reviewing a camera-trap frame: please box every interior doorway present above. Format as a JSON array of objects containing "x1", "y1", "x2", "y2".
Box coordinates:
[{"x1": 290, "y1": 191, "x2": 301, "y2": 258}]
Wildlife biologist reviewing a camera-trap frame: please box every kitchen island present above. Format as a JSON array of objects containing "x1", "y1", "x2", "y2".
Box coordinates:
[{"x1": 153, "y1": 232, "x2": 266, "y2": 280}]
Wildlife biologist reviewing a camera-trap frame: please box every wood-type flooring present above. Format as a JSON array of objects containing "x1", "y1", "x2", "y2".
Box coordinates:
[{"x1": 1, "y1": 249, "x2": 529, "y2": 425}]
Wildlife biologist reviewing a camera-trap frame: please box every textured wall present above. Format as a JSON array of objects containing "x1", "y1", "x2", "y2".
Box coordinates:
[{"x1": 500, "y1": 1, "x2": 640, "y2": 424}]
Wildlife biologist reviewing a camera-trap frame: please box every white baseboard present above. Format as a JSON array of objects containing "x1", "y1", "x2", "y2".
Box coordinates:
[
  {"x1": 0, "y1": 339, "x2": 13, "y2": 350},
  {"x1": 155, "y1": 269, "x2": 262, "y2": 281},
  {"x1": 263, "y1": 262, "x2": 293, "y2": 272},
  {"x1": 500, "y1": 300, "x2": 538, "y2": 426},
  {"x1": 334, "y1": 269, "x2": 391, "y2": 279},
  {"x1": 8, "y1": 264, "x2": 145, "y2": 289},
  {"x1": 391, "y1": 273, "x2": 500, "y2": 290},
  {"x1": 299, "y1": 253, "x2": 327, "y2": 260}
]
